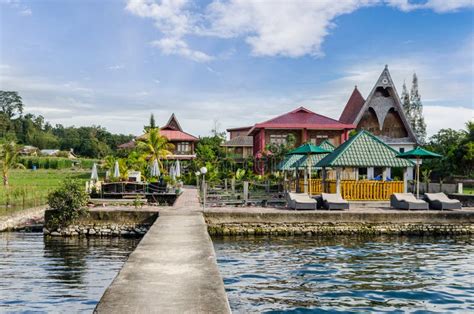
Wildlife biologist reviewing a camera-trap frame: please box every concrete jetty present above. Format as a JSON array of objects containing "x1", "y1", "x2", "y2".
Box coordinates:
[{"x1": 95, "y1": 190, "x2": 230, "y2": 313}]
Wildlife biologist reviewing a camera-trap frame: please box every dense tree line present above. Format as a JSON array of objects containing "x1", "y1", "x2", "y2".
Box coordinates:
[{"x1": 0, "y1": 91, "x2": 134, "y2": 158}]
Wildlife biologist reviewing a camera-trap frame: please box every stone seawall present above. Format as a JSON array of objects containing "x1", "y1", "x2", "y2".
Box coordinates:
[
  {"x1": 44, "y1": 209, "x2": 158, "y2": 237},
  {"x1": 205, "y1": 211, "x2": 474, "y2": 236}
]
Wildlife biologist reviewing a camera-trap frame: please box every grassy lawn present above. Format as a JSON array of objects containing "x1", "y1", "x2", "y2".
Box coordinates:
[
  {"x1": 0, "y1": 169, "x2": 90, "y2": 216},
  {"x1": 463, "y1": 186, "x2": 474, "y2": 195}
]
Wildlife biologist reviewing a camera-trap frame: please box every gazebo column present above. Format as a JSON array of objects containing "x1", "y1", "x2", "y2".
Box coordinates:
[
  {"x1": 336, "y1": 168, "x2": 342, "y2": 196},
  {"x1": 403, "y1": 168, "x2": 408, "y2": 193},
  {"x1": 303, "y1": 168, "x2": 308, "y2": 194},
  {"x1": 382, "y1": 168, "x2": 387, "y2": 181},
  {"x1": 354, "y1": 168, "x2": 359, "y2": 181},
  {"x1": 367, "y1": 167, "x2": 374, "y2": 180}
]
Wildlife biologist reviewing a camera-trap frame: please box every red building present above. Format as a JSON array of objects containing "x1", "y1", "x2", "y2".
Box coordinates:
[
  {"x1": 118, "y1": 113, "x2": 198, "y2": 160},
  {"x1": 248, "y1": 107, "x2": 354, "y2": 158}
]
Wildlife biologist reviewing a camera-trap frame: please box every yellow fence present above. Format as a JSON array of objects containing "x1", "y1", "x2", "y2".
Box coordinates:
[{"x1": 294, "y1": 179, "x2": 404, "y2": 201}]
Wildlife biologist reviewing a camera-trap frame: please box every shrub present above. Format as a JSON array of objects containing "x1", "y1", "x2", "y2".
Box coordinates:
[{"x1": 47, "y1": 179, "x2": 89, "y2": 228}]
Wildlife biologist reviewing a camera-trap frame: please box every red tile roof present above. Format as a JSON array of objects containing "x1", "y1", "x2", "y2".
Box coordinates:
[
  {"x1": 249, "y1": 107, "x2": 354, "y2": 135},
  {"x1": 339, "y1": 86, "x2": 365, "y2": 124},
  {"x1": 159, "y1": 129, "x2": 198, "y2": 141}
]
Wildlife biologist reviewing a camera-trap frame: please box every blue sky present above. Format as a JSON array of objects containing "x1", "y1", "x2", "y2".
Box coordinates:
[{"x1": 0, "y1": 0, "x2": 472, "y2": 137}]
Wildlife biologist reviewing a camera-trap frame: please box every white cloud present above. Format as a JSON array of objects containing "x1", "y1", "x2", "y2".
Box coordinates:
[
  {"x1": 126, "y1": 0, "x2": 473, "y2": 61},
  {"x1": 206, "y1": 0, "x2": 376, "y2": 57},
  {"x1": 126, "y1": 0, "x2": 212, "y2": 62},
  {"x1": 385, "y1": 0, "x2": 473, "y2": 13},
  {"x1": 108, "y1": 64, "x2": 125, "y2": 70},
  {"x1": 151, "y1": 37, "x2": 212, "y2": 62},
  {"x1": 1, "y1": 0, "x2": 32, "y2": 16}
]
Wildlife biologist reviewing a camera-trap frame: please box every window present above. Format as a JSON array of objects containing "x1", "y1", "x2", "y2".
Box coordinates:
[
  {"x1": 399, "y1": 148, "x2": 405, "y2": 153},
  {"x1": 177, "y1": 142, "x2": 190, "y2": 153},
  {"x1": 270, "y1": 134, "x2": 287, "y2": 145}
]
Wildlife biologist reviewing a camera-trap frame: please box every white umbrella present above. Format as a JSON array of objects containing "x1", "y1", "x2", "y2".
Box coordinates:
[
  {"x1": 170, "y1": 165, "x2": 176, "y2": 180},
  {"x1": 91, "y1": 163, "x2": 99, "y2": 181},
  {"x1": 113, "y1": 161, "x2": 120, "y2": 178},
  {"x1": 150, "y1": 159, "x2": 160, "y2": 177},
  {"x1": 175, "y1": 160, "x2": 181, "y2": 177}
]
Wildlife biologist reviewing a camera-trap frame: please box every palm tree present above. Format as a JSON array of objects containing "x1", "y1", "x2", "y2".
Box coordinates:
[
  {"x1": 0, "y1": 141, "x2": 24, "y2": 186},
  {"x1": 136, "y1": 128, "x2": 174, "y2": 171}
]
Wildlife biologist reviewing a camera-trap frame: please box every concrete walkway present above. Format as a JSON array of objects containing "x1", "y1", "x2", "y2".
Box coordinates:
[{"x1": 95, "y1": 188, "x2": 230, "y2": 313}]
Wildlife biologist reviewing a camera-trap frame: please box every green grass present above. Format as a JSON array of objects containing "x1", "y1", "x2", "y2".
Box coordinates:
[
  {"x1": 463, "y1": 186, "x2": 474, "y2": 195},
  {"x1": 0, "y1": 169, "x2": 90, "y2": 216}
]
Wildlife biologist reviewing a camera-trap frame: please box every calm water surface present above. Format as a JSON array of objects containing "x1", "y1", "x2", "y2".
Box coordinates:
[
  {"x1": 0, "y1": 232, "x2": 140, "y2": 312},
  {"x1": 213, "y1": 235, "x2": 474, "y2": 313}
]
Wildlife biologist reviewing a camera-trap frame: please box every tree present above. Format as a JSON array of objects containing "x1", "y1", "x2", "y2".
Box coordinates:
[
  {"x1": 401, "y1": 81, "x2": 411, "y2": 122},
  {"x1": 409, "y1": 73, "x2": 427, "y2": 144},
  {"x1": 0, "y1": 91, "x2": 24, "y2": 119},
  {"x1": 0, "y1": 141, "x2": 24, "y2": 186},
  {"x1": 136, "y1": 128, "x2": 174, "y2": 171},
  {"x1": 145, "y1": 114, "x2": 157, "y2": 132}
]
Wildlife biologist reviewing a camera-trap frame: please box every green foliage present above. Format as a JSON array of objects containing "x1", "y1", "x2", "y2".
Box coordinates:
[
  {"x1": 136, "y1": 128, "x2": 174, "y2": 172},
  {"x1": 0, "y1": 91, "x2": 134, "y2": 158},
  {"x1": 47, "y1": 179, "x2": 89, "y2": 228},
  {"x1": 18, "y1": 156, "x2": 98, "y2": 170},
  {"x1": 0, "y1": 141, "x2": 24, "y2": 185},
  {"x1": 235, "y1": 168, "x2": 246, "y2": 181},
  {"x1": 423, "y1": 122, "x2": 473, "y2": 179},
  {"x1": 0, "y1": 91, "x2": 23, "y2": 119}
]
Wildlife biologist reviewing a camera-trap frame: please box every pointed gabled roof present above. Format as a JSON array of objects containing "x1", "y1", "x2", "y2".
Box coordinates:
[
  {"x1": 316, "y1": 130, "x2": 415, "y2": 168},
  {"x1": 162, "y1": 113, "x2": 183, "y2": 131},
  {"x1": 352, "y1": 65, "x2": 418, "y2": 143},
  {"x1": 248, "y1": 107, "x2": 354, "y2": 135},
  {"x1": 339, "y1": 86, "x2": 365, "y2": 124},
  {"x1": 318, "y1": 139, "x2": 336, "y2": 152}
]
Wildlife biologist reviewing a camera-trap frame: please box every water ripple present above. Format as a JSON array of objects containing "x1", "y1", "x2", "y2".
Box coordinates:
[
  {"x1": 213, "y1": 235, "x2": 474, "y2": 313},
  {"x1": 0, "y1": 232, "x2": 140, "y2": 312}
]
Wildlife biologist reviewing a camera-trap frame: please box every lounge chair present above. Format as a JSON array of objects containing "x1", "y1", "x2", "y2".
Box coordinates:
[
  {"x1": 390, "y1": 193, "x2": 429, "y2": 210},
  {"x1": 287, "y1": 192, "x2": 317, "y2": 210},
  {"x1": 424, "y1": 193, "x2": 461, "y2": 210},
  {"x1": 321, "y1": 193, "x2": 349, "y2": 210}
]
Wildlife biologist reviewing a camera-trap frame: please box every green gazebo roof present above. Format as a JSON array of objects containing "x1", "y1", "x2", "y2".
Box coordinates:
[
  {"x1": 318, "y1": 139, "x2": 335, "y2": 152},
  {"x1": 316, "y1": 130, "x2": 415, "y2": 168},
  {"x1": 291, "y1": 153, "x2": 329, "y2": 169},
  {"x1": 288, "y1": 143, "x2": 330, "y2": 155},
  {"x1": 278, "y1": 154, "x2": 305, "y2": 171},
  {"x1": 397, "y1": 147, "x2": 442, "y2": 159}
]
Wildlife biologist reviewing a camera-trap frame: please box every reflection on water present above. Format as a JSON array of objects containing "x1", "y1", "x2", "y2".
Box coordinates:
[
  {"x1": 213, "y1": 235, "x2": 474, "y2": 313},
  {"x1": 0, "y1": 232, "x2": 140, "y2": 312}
]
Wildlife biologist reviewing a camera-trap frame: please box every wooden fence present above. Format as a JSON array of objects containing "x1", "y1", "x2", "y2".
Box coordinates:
[{"x1": 294, "y1": 179, "x2": 404, "y2": 201}]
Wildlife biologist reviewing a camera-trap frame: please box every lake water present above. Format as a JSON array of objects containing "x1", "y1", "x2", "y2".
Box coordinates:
[
  {"x1": 213, "y1": 235, "x2": 474, "y2": 313},
  {"x1": 0, "y1": 232, "x2": 140, "y2": 312}
]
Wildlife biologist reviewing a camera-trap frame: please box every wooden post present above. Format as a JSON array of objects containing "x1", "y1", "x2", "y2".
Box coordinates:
[
  {"x1": 336, "y1": 168, "x2": 341, "y2": 196},
  {"x1": 243, "y1": 181, "x2": 249, "y2": 203},
  {"x1": 458, "y1": 183, "x2": 463, "y2": 194},
  {"x1": 382, "y1": 168, "x2": 387, "y2": 181},
  {"x1": 354, "y1": 168, "x2": 359, "y2": 181},
  {"x1": 386, "y1": 167, "x2": 391, "y2": 179},
  {"x1": 322, "y1": 167, "x2": 326, "y2": 193},
  {"x1": 196, "y1": 176, "x2": 200, "y2": 191},
  {"x1": 403, "y1": 168, "x2": 408, "y2": 193},
  {"x1": 224, "y1": 178, "x2": 228, "y2": 191},
  {"x1": 303, "y1": 168, "x2": 308, "y2": 194},
  {"x1": 231, "y1": 178, "x2": 235, "y2": 194}
]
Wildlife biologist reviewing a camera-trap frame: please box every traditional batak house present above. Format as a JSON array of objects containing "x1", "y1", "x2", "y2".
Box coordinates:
[
  {"x1": 339, "y1": 65, "x2": 417, "y2": 179},
  {"x1": 118, "y1": 113, "x2": 198, "y2": 161},
  {"x1": 248, "y1": 107, "x2": 354, "y2": 174}
]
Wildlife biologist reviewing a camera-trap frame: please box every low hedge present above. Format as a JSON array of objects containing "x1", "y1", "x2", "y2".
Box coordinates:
[{"x1": 19, "y1": 156, "x2": 99, "y2": 170}]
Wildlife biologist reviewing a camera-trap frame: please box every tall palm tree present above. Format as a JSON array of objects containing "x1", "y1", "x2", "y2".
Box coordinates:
[
  {"x1": 0, "y1": 141, "x2": 24, "y2": 186},
  {"x1": 136, "y1": 128, "x2": 174, "y2": 171}
]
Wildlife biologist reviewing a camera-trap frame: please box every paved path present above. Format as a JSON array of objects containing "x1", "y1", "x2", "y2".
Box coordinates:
[{"x1": 95, "y1": 188, "x2": 230, "y2": 313}]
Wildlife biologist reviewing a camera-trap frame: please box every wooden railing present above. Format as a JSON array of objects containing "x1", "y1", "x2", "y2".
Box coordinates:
[{"x1": 294, "y1": 179, "x2": 404, "y2": 200}]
